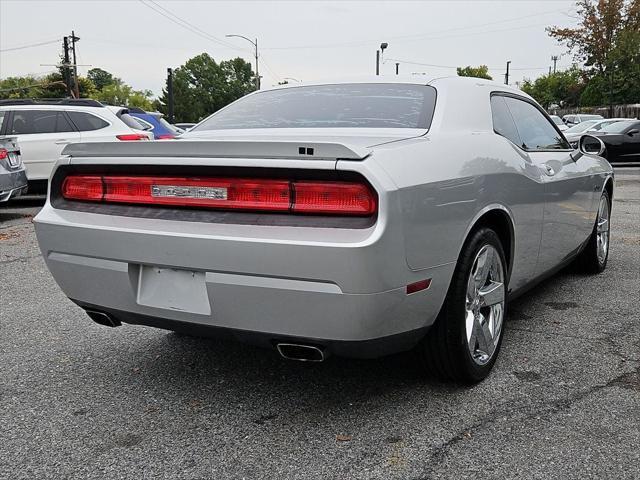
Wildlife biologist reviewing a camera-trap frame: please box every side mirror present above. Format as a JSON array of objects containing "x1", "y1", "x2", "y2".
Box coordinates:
[
  {"x1": 579, "y1": 134, "x2": 606, "y2": 157},
  {"x1": 627, "y1": 128, "x2": 639, "y2": 136}
]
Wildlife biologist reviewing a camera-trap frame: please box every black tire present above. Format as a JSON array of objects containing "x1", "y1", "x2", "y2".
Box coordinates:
[
  {"x1": 418, "y1": 227, "x2": 508, "y2": 384},
  {"x1": 576, "y1": 190, "x2": 611, "y2": 274}
]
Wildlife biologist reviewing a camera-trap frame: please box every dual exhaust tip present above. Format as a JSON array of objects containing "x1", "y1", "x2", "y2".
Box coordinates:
[
  {"x1": 276, "y1": 343, "x2": 325, "y2": 362},
  {"x1": 84, "y1": 309, "x2": 326, "y2": 362},
  {"x1": 84, "y1": 309, "x2": 121, "y2": 328}
]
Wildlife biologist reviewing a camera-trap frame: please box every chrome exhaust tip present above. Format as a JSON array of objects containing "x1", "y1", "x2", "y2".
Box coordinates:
[
  {"x1": 276, "y1": 343, "x2": 325, "y2": 362},
  {"x1": 84, "y1": 309, "x2": 121, "y2": 328}
]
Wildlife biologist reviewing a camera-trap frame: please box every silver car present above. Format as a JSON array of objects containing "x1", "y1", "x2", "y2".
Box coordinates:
[
  {"x1": 0, "y1": 136, "x2": 27, "y2": 202},
  {"x1": 34, "y1": 77, "x2": 613, "y2": 383}
]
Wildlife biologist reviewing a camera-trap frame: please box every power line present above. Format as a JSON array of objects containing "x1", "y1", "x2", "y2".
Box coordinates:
[
  {"x1": 386, "y1": 57, "x2": 572, "y2": 72},
  {"x1": 0, "y1": 39, "x2": 60, "y2": 53},
  {"x1": 263, "y1": 7, "x2": 570, "y2": 50},
  {"x1": 137, "y1": 0, "x2": 248, "y2": 53}
]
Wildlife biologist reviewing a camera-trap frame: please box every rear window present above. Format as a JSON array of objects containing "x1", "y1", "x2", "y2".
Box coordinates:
[
  {"x1": 192, "y1": 83, "x2": 437, "y2": 131},
  {"x1": 118, "y1": 112, "x2": 147, "y2": 130},
  {"x1": 68, "y1": 111, "x2": 109, "y2": 131}
]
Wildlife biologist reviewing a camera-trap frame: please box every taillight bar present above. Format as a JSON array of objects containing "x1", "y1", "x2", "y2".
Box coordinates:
[
  {"x1": 61, "y1": 175, "x2": 377, "y2": 216},
  {"x1": 116, "y1": 133, "x2": 149, "y2": 141}
]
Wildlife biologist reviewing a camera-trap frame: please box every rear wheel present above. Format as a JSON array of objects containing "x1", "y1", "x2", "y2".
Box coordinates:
[
  {"x1": 577, "y1": 190, "x2": 611, "y2": 274},
  {"x1": 419, "y1": 228, "x2": 507, "y2": 383}
]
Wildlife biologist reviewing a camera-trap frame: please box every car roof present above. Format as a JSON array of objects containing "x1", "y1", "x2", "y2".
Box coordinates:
[
  {"x1": 0, "y1": 103, "x2": 107, "y2": 111},
  {"x1": 262, "y1": 74, "x2": 526, "y2": 93}
]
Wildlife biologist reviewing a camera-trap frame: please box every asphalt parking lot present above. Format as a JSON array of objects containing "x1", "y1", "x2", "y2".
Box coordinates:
[{"x1": 1, "y1": 167, "x2": 639, "y2": 480}]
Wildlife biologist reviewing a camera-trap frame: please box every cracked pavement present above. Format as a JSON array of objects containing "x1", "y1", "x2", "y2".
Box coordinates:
[{"x1": 1, "y1": 168, "x2": 639, "y2": 479}]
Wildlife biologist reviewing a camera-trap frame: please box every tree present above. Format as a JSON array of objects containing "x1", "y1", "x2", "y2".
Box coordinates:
[
  {"x1": 87, "y1": 68, "x2": 116, "y2": 90},
  {"x1": 94, "y1": 82, "x2": 154, "y2": 110},
  {"x1": 457, "y1": 65, "x2": 492, "y2": 80},
  {"x1": 547, "y1": 0, "x2": 640, "y2": 106},
  {"x1": 520, "y1": 67, "x2": 585, "y2": 109},
  {"x1": 157, "y1": 53, "x2": 256, "y2": 123},
  {"x1": 0, "y1": 72, "x2": 96, "y2": 99}
]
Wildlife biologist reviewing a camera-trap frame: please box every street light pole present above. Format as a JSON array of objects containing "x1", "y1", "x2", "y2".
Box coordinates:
[
  {"x1": 226, "y1": 34, "x2": 260, "y2": 90},
  {"x1": 504, "y1": 60, "x2": 511, "y2": 85},
  {"x1": 376, "y1": 42, "x2": 388, "y2": 76}
]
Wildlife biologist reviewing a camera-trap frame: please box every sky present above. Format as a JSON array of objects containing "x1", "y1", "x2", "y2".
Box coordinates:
[{"x1": 0, "y1": 0, "x2": 580, "y2": 97}]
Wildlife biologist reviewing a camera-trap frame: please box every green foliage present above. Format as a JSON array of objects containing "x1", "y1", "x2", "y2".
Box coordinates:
[
  {"x1": 456, "y1": 65, "x2": 492, "y2": 80},
  {"x1": 94, "y1": 82, "x2": 154, "y2": 110},
  {"x1": 157, "y1": 53, "x2": 256, "y2": 123},
  {"x1": 87, "y1": 68, "x2": 116, "y2": 91},
  {"x1": 0, "y1": 72, "x2": 96, "y2": 99},
  {"x1": 521, "y1": 67, "x2": 585, "y2": 108},
  {"x1": 546, "y1": 0, "x2": 640, "y2": 106},
  {"x1": 1, "y1": 67, "x2": 152, "y2": 110}
]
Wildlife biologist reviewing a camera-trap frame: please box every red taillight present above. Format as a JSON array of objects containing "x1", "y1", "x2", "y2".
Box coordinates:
[
  {"x1": 116, "y1": 133, "x2": 149, "y2": 141},
  {"x1": 62, "y1": 175, "x2": 104, "y2": 201},
  {"x1": 293, "y1": 181, "x2": 376, "y2": 215},
  {"x1": 0, "y1": 148, "x2": 7, "y2": 160},
  {"x1": 102, "y1": 176, "x2": 290, "y2": 211},
  {"x1": 60, "y1": 175, "x2": 376, "y2": 216},
  {"x1": 155, "y1": 134, "x2": 174, "y2": 140}
]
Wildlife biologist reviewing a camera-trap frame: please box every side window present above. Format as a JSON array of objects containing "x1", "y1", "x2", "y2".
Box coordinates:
[
  {"x1": 490, "y1": 95, "x2": 522, "y2": 147},
  {"x1": 68, "y1": 111, "x2": 110, "y2": 131},
  {"x1": 503, "y1": 97, "x2": 570, "y2": 151},
  {"x1": 0, "y1": 111, "x2": 6, "y2": 133},
  {"x1": 10, "y1": 110, "x2": 70, "y2": 135},
  {"x1": 55, "y1": 112, "x2": 76, "y2": 133}
]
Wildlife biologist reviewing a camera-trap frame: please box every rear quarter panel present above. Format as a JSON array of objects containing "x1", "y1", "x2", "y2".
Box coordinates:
[{"x1": 356, "y1": 131, "x2": 547, "y2": 293}]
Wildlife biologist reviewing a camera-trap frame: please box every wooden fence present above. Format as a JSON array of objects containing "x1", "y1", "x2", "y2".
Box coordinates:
[{"x1": 551, "y1": 104, "x2": 640, "y2": 119}]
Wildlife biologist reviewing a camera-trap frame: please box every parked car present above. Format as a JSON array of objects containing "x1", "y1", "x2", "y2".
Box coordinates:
[
  {"x1": 562, "y1": 113, "x2": 604, "y2": 126},
  {"x1": 174, "y1": 122, "x2": 196, "y2": 131},
  {"x1": 564, "y1": 118, "x2": 631, "y2": 146},
  {"x1": 128, "y1": 109, "x2": 181, "y2": 139},
  {"x1": 34, "y1": 77, "x2": 613, "y2": 383},
  {"x1": 0, "y1": 99, "x2": 150, "y2": 186},
  {"x1": 104, "y1": 106, "x2": 154, "y2": 140},
  {"x1": 0, "y1": 136, "x2": 27, "y2": 202},
  {"x1": 549, "y1": 115, "x2": 568, "y2": 131},
  {"x1": 589, "y1": 119, "x2": 640, "y2": 163}
]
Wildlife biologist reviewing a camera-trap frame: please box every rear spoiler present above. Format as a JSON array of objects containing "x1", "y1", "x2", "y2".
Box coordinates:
[{"x1": 62, "y1": 140, "x2": 371, "y2": 161}]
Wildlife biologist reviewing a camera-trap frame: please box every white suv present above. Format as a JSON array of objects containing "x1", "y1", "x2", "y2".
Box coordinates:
[{"x1": 0, "y1": 99, "x2": 152, "y2": 184}]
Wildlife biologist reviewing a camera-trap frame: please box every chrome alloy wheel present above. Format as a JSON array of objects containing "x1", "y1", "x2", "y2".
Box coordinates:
[
  {"x1": 596, "y1": 195, "x2": 610, "y2": 264},
  {"x1": 465, "y1": 245, "x2": 505, "y2": 366}
]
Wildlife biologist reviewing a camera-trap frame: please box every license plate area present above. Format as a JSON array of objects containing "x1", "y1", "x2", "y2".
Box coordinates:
[
  {"x1": 8, "y1": 152, "x2": 20, "y2": 168},
  {"x1": 137, "y1": 266, "x2": 211, "y2": 315}
]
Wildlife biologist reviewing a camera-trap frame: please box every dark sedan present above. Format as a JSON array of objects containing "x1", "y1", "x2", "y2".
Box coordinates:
[
  {"x1": 0, "y1": 136, "x2": 27, "y2": 202},
  {"x1": 591, "y1": 120, "x2": 640, "y2": 163}
]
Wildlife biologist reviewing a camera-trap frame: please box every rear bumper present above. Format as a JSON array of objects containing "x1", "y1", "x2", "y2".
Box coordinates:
[
  {"x1": 34, "y1": 202, "x2": 454, "y2": 357},
  {"x1": 73, "y1": 300, "x2": 430, "y2": 359},
  {"x1": 0, "y1": 169, "x2": 28, "y2": 202}
]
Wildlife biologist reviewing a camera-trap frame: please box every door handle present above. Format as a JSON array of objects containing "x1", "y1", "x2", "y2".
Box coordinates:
[
  {"x1": 55, "y1": 139, "x2": 72, "y2": 145},
  {"x1": 544, "y1": 165, "x2": 556, "y2": 176}
]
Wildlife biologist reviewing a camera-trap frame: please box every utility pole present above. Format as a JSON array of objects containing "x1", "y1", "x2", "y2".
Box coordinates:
[
  {"x1": 70, "y1": 31, "x2": 80, "y2": 98},
  {"x1": 62, "y1": 36, "x2": 72, "y2": 97},
  {"x1": 551, "y1": 55, "x2": 559, "y2": 74},
  {"x1": 395, "y1": 62, "x2": 399, "y2": 75},
  {"x1": 549, "y1": 66, "x2": 552, "y2": 76},
  {"x1": 225, "y1": 35, "x2": 259, "y2": 90},
  {"x1": 167, "y1": 68, "x2": 174, "y2": 124},
  {"x1": 376, "y1": 42, "x2": 388, "y2": 76},
  {"x1": 609, "y1": 68, "x2": 614, "y2": 118},
  {"x1": 504, "y1": 60, "x2": 511, "y2": 85},
  {"x1": 254, "y1": 38, "x2": 260, "y2": 90}
]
